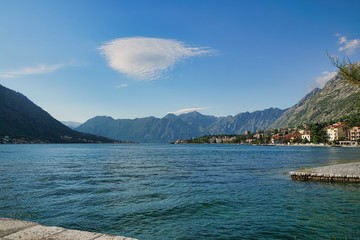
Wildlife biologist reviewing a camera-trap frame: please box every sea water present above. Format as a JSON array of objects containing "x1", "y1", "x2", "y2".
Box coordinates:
[{"x1": 1, "y1": 144, "x2": 360, "y2": 239}]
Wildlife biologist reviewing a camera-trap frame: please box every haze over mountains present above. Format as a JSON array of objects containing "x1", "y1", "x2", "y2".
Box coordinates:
[{"x1": 1, "y1": 71, "x2": 358, "y2": 143}]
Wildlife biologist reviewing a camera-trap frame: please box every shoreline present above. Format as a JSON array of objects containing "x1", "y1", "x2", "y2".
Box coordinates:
[{"x1": 173, "y1": 142, "x2": 359, "y2": 147}]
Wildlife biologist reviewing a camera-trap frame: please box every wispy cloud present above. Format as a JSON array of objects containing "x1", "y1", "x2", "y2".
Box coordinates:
[
  {"x1": 114, "y1": 84, "x2": 128, "y2": 89},
  {"x1": 0, "y1": 63, "x2": 73, "y2": 78},
  {"x1": 168, "y1": 107, "x2": 211, "y2": 115},
  {"x1": 336, "y1": 34, "x2": 360, "y2": 55},
  {"x1": 99, "y1": 37, "x2": 215, "y2": 81}
]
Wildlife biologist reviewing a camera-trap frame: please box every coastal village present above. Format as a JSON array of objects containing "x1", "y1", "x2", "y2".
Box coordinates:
[{"x1": 174, "y1": 121, "x2": 360, "y2": 146}]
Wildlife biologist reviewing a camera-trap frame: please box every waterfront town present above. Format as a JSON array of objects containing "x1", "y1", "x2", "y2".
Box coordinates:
[{"x1": 174, "y1": 121, "x2": 360, "y2": 146}]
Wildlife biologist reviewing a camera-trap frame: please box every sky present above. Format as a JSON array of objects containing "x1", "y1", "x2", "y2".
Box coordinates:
[{"x1": 1, "y1": 0, "x2": 360, "y2": 122}]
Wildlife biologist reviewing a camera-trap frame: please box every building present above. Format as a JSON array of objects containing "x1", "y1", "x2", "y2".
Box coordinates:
[
  {"x1": 349, "y1": 126, "x2": 360, "y2": 141},
  {"x1": 301, "y1": 131, "x2": 311, "y2": 142},
  {"x1": 285, "y1": 132, "x2": 302, "y2": 143},
  {"x1": 271, "y1": 135, "x2": 283, "y2": 144},
  {"x1": 253, "y1": 132, "x2": 264, "y2": 139},
  {"x1": 326, "y1": 122, "x2": 348, "y2": 142}
]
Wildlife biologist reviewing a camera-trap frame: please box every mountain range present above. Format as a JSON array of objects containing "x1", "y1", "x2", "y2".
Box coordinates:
[
  {"x1": 76, "y1": 108, "x2": 286, "y2": 143},
  {"x1": 1, "y1": 70, "x2": 358, "y2": 143},
  {"x1": 0, "y1": 84, "x2": 117, "y2": 143},
  {"x1": 76, "y1": 71, "x2": 359, "y2": 143}
]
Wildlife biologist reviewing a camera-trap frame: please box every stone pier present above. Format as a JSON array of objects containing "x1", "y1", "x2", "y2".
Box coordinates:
[
  {"x1": 290, "y1": 162, "x2": 360, "y2": 183},
  {"x1": 0, "y1": 218, "x2": 137, "y2": 240}
]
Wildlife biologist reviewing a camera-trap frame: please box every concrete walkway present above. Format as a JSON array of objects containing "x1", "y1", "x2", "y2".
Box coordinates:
[
  {"x1": 290, "y1": 162, "x2": 360, "y2": 182},
  {"x1": 0, "y1": 218, "x2": 137, "y2": 240}
]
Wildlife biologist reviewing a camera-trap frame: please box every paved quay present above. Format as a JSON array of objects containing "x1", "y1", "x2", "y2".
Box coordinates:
[
  {"x1": 290, "y1": 162, "x2": 360, "y2": 183},
  {"x1": 0, "y1": 218, "x2": 137, "y2": 240}
]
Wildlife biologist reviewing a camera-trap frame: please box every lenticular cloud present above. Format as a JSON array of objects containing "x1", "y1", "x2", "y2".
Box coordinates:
[{"x1": 99, "y1": 37, "x2": 213, "y2": 80}]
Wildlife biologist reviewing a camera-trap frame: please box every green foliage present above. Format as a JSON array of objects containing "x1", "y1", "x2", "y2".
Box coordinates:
[
  {"x1": 309, "y1": 123, "x2": 326, "y2": 143},
  {"x1": 328, "y1": 54, "x2": 360, "y2": 86},
  {"x1": 336, "y1": 112, "x2": 360, "y2": 127},
  {"x1": 189, "y1": 135, "x2": 211, "y2": 144},
  {"x1": 235, "y1": 135, "x2": 248, "y2": 142}
]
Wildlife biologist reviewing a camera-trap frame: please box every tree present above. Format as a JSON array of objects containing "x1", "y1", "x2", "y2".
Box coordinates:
[
  {"x1": 310, "y1": 123, "x2": 326, "y2": 144},
  {"x1": 347, "y1": 112, "x2": 360, "y2": 127},
  {"x1": 328, "y1": 54, "x2": 360, "y2": 86}
]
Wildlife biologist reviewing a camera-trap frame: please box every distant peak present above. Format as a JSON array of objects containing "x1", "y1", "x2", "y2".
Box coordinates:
[
  {"x1": 88, "y1": 116, "x2": 115, "y2": 121},
  {"x1": 182, "y1": 111, "x2": 202, "y2": 116},
  {"x1": 164, "y1": 113, "x2": 177, "y2": 119}
]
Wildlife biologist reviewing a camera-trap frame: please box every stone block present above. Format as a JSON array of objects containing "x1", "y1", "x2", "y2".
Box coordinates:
[
  {"x1": 0, "y1": 218, "x2": 37, "y2": 237},
  {"x1": 45, "y1": 229, "x2": 101, "y2": 240},
  {"x1": 4, "y1": 225, "x2": 64, "y2": 240}
]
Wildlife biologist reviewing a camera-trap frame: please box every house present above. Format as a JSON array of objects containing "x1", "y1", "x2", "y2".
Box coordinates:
[
  {"x1": 326, "y1": 122, "x2": 348, "y2": 142},
  {"x1": 221, "y1": 136, "x2": 236, "y2": 143},
  {"x1": 253, "y1": 133, "x2": 263, "y2": 139},
  {"x1": 271, "y1": 134, "x2": 284, "y2": 144},
  {"x1": 349, "y1": 126, "x2": 360, "y2": 141},
  {"x1": 285, "y1": 132, "x2": 302, "y2": 143},
  {"x1": 301, "y1": 131, "x2": 311, "y2": 142},
  {"x1": 298, "y1": 129, "x2": 305, "y2": 135}
]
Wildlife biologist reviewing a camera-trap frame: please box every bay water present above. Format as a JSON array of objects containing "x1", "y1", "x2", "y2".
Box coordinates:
[{"x1": 1, "y1": 144, "x2": 360, "y2": 239}]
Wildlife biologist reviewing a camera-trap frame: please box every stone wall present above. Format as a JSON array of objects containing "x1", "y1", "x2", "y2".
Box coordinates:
[{"x1": 290, "y1": 172, "x2": 360, "y2": 183}]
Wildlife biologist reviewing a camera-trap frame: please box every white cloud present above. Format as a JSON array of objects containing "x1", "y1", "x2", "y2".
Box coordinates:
[
  {"x1": 0, "y1": 63, "x2": 72, "y2": 78},
  {"x1": 168, "y1": 107, "x2": 211, "y2": 115},
  {"x1": 337, "y1": 35, "x2": 360, "y2": 55},
  {"x1": 99, "y1": 37, "x2": 214, "y2": 81},
  {"x1": 114, "y1": 84, "x2": 128, "y2": 89},
  {"x1": 315, "y1": 71, "x2": 337, "y2": 88}
]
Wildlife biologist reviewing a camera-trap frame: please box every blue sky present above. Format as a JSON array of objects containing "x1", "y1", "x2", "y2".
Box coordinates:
[{"x1": 1, "y1": 0, "x2": 360, "y2": 122}]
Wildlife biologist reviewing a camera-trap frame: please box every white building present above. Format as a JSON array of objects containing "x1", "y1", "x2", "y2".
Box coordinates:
[
  {"x1": 349, "y1": 126, "x2": 360, "y2": 141},
  {"x1": 301, "y1": 131, "x2": 311, "y2": 142},
  {"x1": 326, "y1": 122, "x2": 348, "y2": 142}
]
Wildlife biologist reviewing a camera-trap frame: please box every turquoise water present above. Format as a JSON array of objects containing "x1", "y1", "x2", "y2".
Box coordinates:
[{"x1": 1, "y1": 144, "x2": 360, "y2": 239}]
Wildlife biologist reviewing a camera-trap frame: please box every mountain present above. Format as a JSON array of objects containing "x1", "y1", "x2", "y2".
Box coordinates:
[
  {"x1": 74, "y1": 71, "x2": 359, "y2": 143},
  {"x1": 209, "y1": 108, "x2": 287, "y2": 134},
  {"x1": 271, "y1": 73, "x2": 360, "y2": 128},
  {"x1": 0, "y1": 84, "x2": 117, "y2": 143},
  {"x1": 76, "y1": 108, "x2": 286, "y2": 143},
  {"x1": 76, "y1": 70, "x2": 359, "y2": 143}
]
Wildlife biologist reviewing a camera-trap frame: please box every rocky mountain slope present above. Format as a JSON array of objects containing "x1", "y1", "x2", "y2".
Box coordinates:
[
  {"x1": 76, "y1": 108, "x2": 286, "y2": 143},
  {"x1": 271, "y1": 74, "x2": 360, "y2": 128},
  {"x1": 0, "y1": 84, "x2": 116, "y2": 143},
  {"x1": 209, "y1": 108, "x2": 286, "y2": 134}
]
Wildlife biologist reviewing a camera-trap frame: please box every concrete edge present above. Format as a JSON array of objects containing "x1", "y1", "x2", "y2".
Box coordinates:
[{"x1": 0, "y1": 218, "x2": 138, "y2": 240}]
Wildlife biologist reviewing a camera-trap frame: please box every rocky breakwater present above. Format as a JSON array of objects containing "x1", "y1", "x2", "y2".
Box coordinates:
[{"x1": 290, "y1": 162, "x2": 360, "y2": 183}]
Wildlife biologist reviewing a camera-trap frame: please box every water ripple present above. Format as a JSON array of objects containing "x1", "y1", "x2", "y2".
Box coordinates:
[{"x1": 1, "y1": 144, "x2": 360, "y2": 239}]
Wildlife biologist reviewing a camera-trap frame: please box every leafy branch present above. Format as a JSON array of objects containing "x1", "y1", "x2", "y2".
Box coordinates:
[{"x1": 328, "y1": 53, "x2": 360, "y2": 86}]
